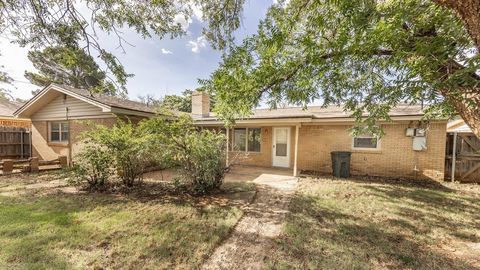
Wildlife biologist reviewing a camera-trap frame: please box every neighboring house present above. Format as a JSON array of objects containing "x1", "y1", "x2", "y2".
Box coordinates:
[
  {"x1": 13, "y1": 84, "x2": 156, "y2": 162},
  {"x1": 0, "y1": 98, "x2": 30, "y2": 128},
  {"x1": 191, "y1": 92, "x2": 447, "y2": 181}
]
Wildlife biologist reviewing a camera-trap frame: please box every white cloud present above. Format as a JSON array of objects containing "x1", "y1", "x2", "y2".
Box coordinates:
[
  {"x1": 187, "y1": 36, "x2": 207, "y2": 53},
  {"x1": 173, "y1": 2, "x2": 203, "y2": 31},
  {"x1": 161, "y1": 48, "x2": 173, "y2": 54},
  {"x1": 173, "y1": 14, "x2": 193, "y2": 31},
  {"x1": 190, "y1": 3, "x2": 203, "y2": 21}
]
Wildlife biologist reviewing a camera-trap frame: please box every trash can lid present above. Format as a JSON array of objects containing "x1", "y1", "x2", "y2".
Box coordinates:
[{"x1": 331, "y1": 151, "x2": 352, "y2": 156}]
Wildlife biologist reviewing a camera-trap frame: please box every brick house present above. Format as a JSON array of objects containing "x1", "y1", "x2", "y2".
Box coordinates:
[
  {"x1": 13, "y1": 84, "x2": 156, "y2": 163},
  {"x1": 192, "y1": 92, "x2": 447, "y2": 181},
  {"x1": 14, "y1": 84, "x2": 447, "y2": 181}
]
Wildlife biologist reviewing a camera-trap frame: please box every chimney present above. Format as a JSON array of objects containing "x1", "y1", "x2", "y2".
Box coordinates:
[{"x1": 192, "y1": 91, "x2": 210, "y2": 117}]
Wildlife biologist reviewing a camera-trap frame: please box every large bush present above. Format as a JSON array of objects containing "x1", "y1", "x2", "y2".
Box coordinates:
[
  {"x1": 72, "y1": 144, "x2": 111, "y2": 190},
  {"x1": 141, "y1": 114, "x2": 227, "y2": 195},
  {"x1": 81, "y1": 120, "x2": 156, "y2": 187},
  {"x1": 76, "y1": 113, "x2": 227, "y2": 193},
  {"x1": 174, "y1": 130, "x2": 227, "y2": 194}
]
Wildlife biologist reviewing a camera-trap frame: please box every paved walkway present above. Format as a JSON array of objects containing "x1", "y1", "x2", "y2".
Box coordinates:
[{"x1": 201, "y1": 167, "x2": 298, "y2": 270}]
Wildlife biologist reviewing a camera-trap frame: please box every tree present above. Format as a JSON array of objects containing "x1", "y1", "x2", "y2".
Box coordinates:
[
  {"x1": 138, "y1": 90, "x2": 192, "y2": 112},
  {"x1": 138, "y1": 94, "x2": 163, "y2": 108},
  {"x1": 25, "y1": 46, "x2": 117, "y2": 94},
  {"x1": 162, "y1": 89, "x2": 193, "y2": 112},
  {"x1": 0, "y1": 0, "x2": 245, "y2": 96},
  {"x1": 0, "y1": 53, "x2": 15, "y2": 100},
  {"x1": 202, "y1": 0, "x2": 480, "y2": 138}
]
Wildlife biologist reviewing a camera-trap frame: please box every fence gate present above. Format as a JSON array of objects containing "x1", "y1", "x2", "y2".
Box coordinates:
[
  {"x1": 445, "y1": 132, "x2": 480, "y2": 182},
  {"x1": 0, "y1": 126, "x2": 32, "y2": 159}
]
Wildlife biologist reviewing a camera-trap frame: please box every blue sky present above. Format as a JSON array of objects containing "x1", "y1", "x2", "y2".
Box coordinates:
[{"x1": 0, "y1": 1, "x2": 274, "y2": 101}]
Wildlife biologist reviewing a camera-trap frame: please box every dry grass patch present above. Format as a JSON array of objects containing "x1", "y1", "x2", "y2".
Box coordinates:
[{"x1": 267, "y1": 177, "x2": 480, "y2": 270}]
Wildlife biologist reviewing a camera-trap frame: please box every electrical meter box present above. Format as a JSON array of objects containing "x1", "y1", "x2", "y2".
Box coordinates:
[{"x1": 413, "y1": 136, "x2": 427, "y2": 151}]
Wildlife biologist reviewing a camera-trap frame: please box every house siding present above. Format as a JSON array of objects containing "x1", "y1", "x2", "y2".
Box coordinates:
[{"x1": 31, "y1": 94, "x2": 112, "y2": 120}]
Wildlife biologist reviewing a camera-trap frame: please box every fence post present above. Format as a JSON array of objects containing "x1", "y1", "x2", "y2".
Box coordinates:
[
  {"x1": 3, "y1": 160, "x2": 13, "y2": 175},
  {"x1": 20, "y1": 130, "x2": 24, "y2": 159},
  {"x1": 58, "y1": 156, "x2": 68, "y2": 168},
  {"x1": 30, "y1": 157, "x2": 39, "y2": 173}
]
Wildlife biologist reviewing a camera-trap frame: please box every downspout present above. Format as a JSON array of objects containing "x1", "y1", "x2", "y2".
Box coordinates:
[{"x1": 452, "y1": 132, "x2": 457, "y2": 182}]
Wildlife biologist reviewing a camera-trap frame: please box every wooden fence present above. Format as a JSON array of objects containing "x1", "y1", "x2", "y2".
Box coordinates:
[
  {"x1": 0, "y1": 126, "x2": 31, "y2": 159},
  {"x1": 445, "y1": 132, "x2": 480, "y2": 182}
]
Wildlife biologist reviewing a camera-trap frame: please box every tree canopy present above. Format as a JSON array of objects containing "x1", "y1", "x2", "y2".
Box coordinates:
[
  {"x1": 0, "y1": 0, "x2": 245, "y2": 95},
  {"x1": 202, "y1": 0, "x2": 480, "y2": 137},
  {"x1": 139, "y1": 90, "x2": 193, "y2": 113},
  {"x1": 162, "y1": 90, "x2": 193, "y2": 112},
  {"x1": 1, "y1": 0, "x2": 479, "y2": 136},
  {"x1": 25, "y1": 46, "x2": 116, "y2": 94}
]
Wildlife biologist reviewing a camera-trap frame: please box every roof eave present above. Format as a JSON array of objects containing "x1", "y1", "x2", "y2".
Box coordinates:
[
  {"x1": 14, "y1": 84, "x2": 112, "y2": 118},
  {"x1": 110, "y1": 106, "x2": 155, "y2": 118},
  {"x1": 194, "y1": 114, "x2": 442, "y2": 126}
]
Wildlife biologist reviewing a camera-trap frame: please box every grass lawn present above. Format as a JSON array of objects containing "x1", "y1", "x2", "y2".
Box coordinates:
[
  {"x1": 268, "y1": 177, "x2": 480, "y2": 270},
  {"x1": 0, "y1": 173, "x2": 249, "y2": 270}
]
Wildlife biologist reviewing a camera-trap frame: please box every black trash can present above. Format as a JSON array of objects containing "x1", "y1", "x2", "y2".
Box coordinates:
[{"x1": 331, "y1": 151, "x2": 351, "y2": 178}]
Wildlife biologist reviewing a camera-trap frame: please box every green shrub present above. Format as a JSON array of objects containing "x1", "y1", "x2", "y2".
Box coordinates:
[
  {"x1": 72, "y1": 144, "x2": 111, "y2": 190},
  {"x1": 81, "y1": 120, "x2": 156, "y2": 187},
  {"x1": 175, "y1": 130, "x2": 227, "y2": 194},
  {"x1": 141, "y1": 114, "x2": 227, "y2": 195}
]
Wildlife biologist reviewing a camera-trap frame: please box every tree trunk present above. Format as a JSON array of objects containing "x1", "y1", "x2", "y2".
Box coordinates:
[
  {"x1": 432, "y1": 0, "x2": 480, "y2": 138},
  {"x1": 433, "y1": 0, "x2": 480, "y2": 50},
  {"x1": 440, "y1": 89, "x2": 480, "y2": 138}
]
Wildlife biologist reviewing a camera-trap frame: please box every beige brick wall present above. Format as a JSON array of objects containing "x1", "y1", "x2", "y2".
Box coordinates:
[
  {"x1": 31, "y1": 118, "x2": 117, "y2": 162},
  {"x1": 297, "y1": 122, "x2": 446, "y2": 180}
]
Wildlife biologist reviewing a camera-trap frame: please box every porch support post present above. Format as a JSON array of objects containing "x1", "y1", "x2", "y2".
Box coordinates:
[
  {"x1": 226, "y1": 127, "x2": 230, "y2": 167},
  {"x1": 293, "y1": 124, "x2": 300, "y2": 176},
  {"x1": 452, "y1": 132, "x2": 457, "y2": 182}
]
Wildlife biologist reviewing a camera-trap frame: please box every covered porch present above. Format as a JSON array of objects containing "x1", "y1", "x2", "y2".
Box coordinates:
[{"x1": 220, "y1": 123, "x2": 303, "y2": 177}]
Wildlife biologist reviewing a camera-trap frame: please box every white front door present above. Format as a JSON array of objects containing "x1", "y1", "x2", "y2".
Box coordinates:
[{"x1": 272, "y1": 127, "x2": 290, "y2": 167}]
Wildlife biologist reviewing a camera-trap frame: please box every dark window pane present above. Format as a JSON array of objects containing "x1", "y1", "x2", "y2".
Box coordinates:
[
  {"x1": 234, "y1": 128, "x2": 246, "y2": 151},
  {"x1": 248, "y1": 128, "x2": 261, "y2": 152},
  {"x1": 354, "y1": 137, "x2": 377, "y2": 148},
  {"x1": 61, "y1": 132, "x2": 69, "y2": 141},
  {"x1": 51, "y1": 132, "x2": 60, "y2": 141},
  {"x1": 276, "y1": 143, "x2": 287, "y2": 156},
  {"x1": 51, "y1": 123, "x2": 59, "y2": 131},
  {"x1": 61, "y1": 123, "x2": 69, "y2": 131}
]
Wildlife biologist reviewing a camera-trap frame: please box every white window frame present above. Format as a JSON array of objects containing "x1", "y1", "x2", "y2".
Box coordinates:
[
  {"x1": 233, "y1": 127, "x2": 261, "y2": 153},
  {"x1": 49, "y1": 121, "x2": 69, "y2": 143},
  {"x1": 352, "y1": 134, "x2": 381, "y2": 151}
]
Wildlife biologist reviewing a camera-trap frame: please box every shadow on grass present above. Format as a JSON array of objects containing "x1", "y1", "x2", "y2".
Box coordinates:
[
  {"x1": 303, "y1": 171, "x2": 455, "y2": 192},
  {"x1": 0, "y1": 190, "x2": 242, "y2": 269},
  {"x1": 267, "y1": 182, "x2": 480, "y2": 270}
]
